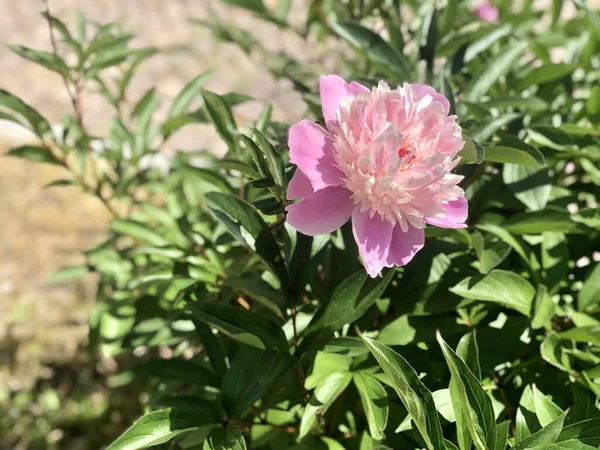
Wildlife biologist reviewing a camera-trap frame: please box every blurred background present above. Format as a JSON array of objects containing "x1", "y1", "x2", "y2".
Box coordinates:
[
  {"x1": 1, "y1": 1, "x2": 313, "y2": 448},
  {"x1": 0, "y1": 0, "x2": 595, "y2": 449}
]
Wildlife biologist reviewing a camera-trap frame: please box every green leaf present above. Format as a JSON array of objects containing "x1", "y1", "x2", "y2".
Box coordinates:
[
  {"x1": 549, "y1": 417, "x2": 600, "y2": 449},
  {"x1": 495, "y1": 420, "x2": 510, "y2": 450},
  {"x1": 540, "y1": 333, "x2": 573, "y2": 373},
  {"x1": 579, "y1": 264, "x2": 600, "y2": 312},
  {"x1": 361, "y1": 336, "x2": 444, "y2": 450},
  {"x1": 512, "y1": 411, "x2": 567, "y2": 450},
  {"x1": 587, "y1": 86, "x2": 600, "y2": 116},
  {"x1": 310, "y1": 270, "x2": 394, "y2": 331},
  {"x1": 254, "y1": 102, "x2": 272, "y2": 133},
  {"x1": 110, "y1": 219, "x2": 168, "y2": 246},
  {"x1": 332, "y1": 22, "x2": 409, "y2": 78},
  {"x1": 518, "y1": 63, "x2": 573, "y2": 90},
  {"x1": 484, "y1": 138, "x2": 545, "y2": 167},
  {"x1": 7, "y1": 145, "x2": 62, "y2": 166},
  {"x1": 516, "y1": 386, "x2": 538, "y2": 442},
  {"x1": 353, "y1": 373, "x2": 389, "y2": 440},
  {"x1": 204, "y1": 192, "x2": 288, "y2": 287},
  {"x1": 251, "y1": 128, "x2": 286, "y2": 192},
  {"x1": 456, "y1": 332, "x2": 482, "y2": 380},
  {"x1": 221, "y1": 0, "x2": 268, "y2": 14},
  {"x1": 472, "y1": 234, "x2": 511, "y2": 275},
  {"x1": 240, "y1": 134, "x2": 270, "y2": 178},
  {"x1": 503, "y1": 163, "x2": 551, "y2": 211},
  {"x1": 133, "y1": 359, "x2": 218, "y2": 386},
  {"x1": 169, "y1": 72, "x2": 211, "y2": 118},
  {"x1": 450, "y1": 269, "x2": 535, "y2": 316},
  {"x1": 378, "y1": 314, "x2": 466, "y2": 346},
  {"x1": 203, "y1": 427, "x2": 246, "y2": 450},
  {"x1": 222, "y1": 347, "x2": 293, "y2": 416},
  {"x1": 189, "y1": 303, "x2": 287, "y2": 351},
  {"x1": 201, "y1": 89, "x2": 238, "y2": 151},
  {"x1": 464, "y1": 25, "x2": 512, "y2": 63},
  {"x1": 465, "y1": 40, "x2": 528, "y2": 100},
  {"x1": 460, "y1": 134, "x2": 486, "y2": 164},
  {"x1": 477, "y1": 223, "x2": 541, "y2": 272},
  {"x1": 9, "y1": 45, "x2": 70, "y2": 78},
  {"x1": 469, "y1": 113, "x2": 521, "y2": 142},
  {"x1": 532, "y1": 385, "x2": 563, "y2": 427},
  {"x1": 560, "y1": 325, "x2": 600, "y2": 346},
  {"x1": 572, "y1": 208, "x2": 600, "y2": 230},
  {"x1": 107, "y1": 409, "x2": 211, "y2": 450},
  {"x1": 504, "y1": 210, "x2": 577, "y2": 235},
  {"x1": 531, "y1": 285, "x2": 555, "y2": 330},
  {"x1": 437, "y1": 332, "x2": 496, "y2": 450},
  {"x1": 300, "y1": 372, "x2": 352, "y2": 438},
  {"x1": 0, "y1": 90, "x2": 52, "y2": 137},
  {"x1": 305, "y1": 352, "x2": 352, "y2": 390},
  {"x1": 47, "y1": 265, "x2": 89, "y2": 283}
]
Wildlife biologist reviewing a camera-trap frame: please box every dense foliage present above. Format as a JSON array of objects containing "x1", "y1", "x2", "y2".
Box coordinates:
[{"x1": 3, "y1": 0, "x2": 600, "y2": 449}]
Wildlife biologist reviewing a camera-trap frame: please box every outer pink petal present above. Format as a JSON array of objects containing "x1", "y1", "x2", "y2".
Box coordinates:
[
  {"x1": 425, "y1": 197, "x2": 468, "y2": 228},
  {"x1": 320, "y1": 75, "x2": 369, "y2": 128},
  {"x1": 288, "y1": 120, "x2": 344, "y2": 192},
  {"x1": 286, "y1": 186, "x2": 354, "y2": 236},
  {"x1": 387, "y1": 224, "x2": 425, "y2": 267},
  {"x1": 352, "y1": 208, "x2": 394, "y2": 278},
  {"x1": 411, "y1": 83, "x2": 451, "y2": 116},
  {"x1": 287, "y1": 168, "x2": 314, "y2": 200}
]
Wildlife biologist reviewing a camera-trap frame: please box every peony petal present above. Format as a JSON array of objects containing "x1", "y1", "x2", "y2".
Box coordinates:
[
  {"x1": 352, "y1": 208, "x2": 394, "y2": 278},
  {"x1": 286, "y1": 186, "x2": 354, "y2": 236},
  {"x1": 425, "y1": 197, "x2": 468, "y2": 228},
  {"x1": 411, "y1": 83, "x2": 451, "y2": 116},
  {"x1": 289, "y1": 120, "x2": 344, "y2": 192},
  {"x1": 387, "y1": 224, "x2": 425, "y2": 267},
  {"x1": 287, "y1": 168, "x2": 314, "y2": 200},
  {"x1": 320, "y1": 75, "x2": 369, "y2": 128}
]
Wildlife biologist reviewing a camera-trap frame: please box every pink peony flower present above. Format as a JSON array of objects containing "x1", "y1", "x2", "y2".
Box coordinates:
[
  {"x1": 286, "y1": 75, "x2": 467, "y2": 277},
  {"x1": 475, "y1": 1, "x2": 499, "y2": 22}
]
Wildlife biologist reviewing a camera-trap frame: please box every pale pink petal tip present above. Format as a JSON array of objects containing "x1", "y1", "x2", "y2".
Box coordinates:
[
  {"x1": 319, "y1": 75, "x2": 369, "y2": 127},
  {"x1": 425, "y1": 197, "x2": 468, "y2": 229}
]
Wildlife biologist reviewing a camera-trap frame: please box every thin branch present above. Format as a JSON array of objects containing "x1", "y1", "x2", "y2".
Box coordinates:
[
  {"x1": 492, "y1": 372, "x2": 516, "y2": 435},
  {"x1": 227, "y1": 421, "x2": 296, "y2": 434},
  {"x1": 42, "y1": 0, "x2": 85, "y2": 129},
  {"x1": 290, "y1": 290, "x2": 311, "y2": 405},
  {"x1": 268, "y1": 215, "x2": 286, "y2": 229}
]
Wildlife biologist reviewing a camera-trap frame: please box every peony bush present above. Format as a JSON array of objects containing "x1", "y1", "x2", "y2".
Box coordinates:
[{"x1": 2, "y1": 1, "x2": 600, "y2": 449}]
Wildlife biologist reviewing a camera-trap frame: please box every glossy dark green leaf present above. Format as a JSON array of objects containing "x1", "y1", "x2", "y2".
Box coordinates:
[
  {"x1": 190, "y1": 303, "x2": 286, "y2": 351},
  {"x1": 353, "y1": 372, "x2": 388, "y2": 440},
  {"x1": 204, "y1": 192, "x2": 288, "y2": 287},
  {"x1": 484, "y1": 138, "x2": 545, "y2": 167},
  {"x1": 456, "y1": 332, "x2": 482, "y2": 380},
  {"x1": 512, "y1": 411, "x2": 567, "y2": 450},
  {"x1": 203, "y1": 427, "x2": 246, "y2": 450},
  {"x1": 133, "y1": 359, "x2": 218, "y2": 386},
  {"x1": 251, "y1": 128, "x2": 286, "y2": 191},
  {"x1": 222, "y1": 347, "x2": 293, "y2": 416},
  {"x1": 532, "y1": 385, "x2": 563, "y2": 427},
  {"x1": 332, "y1": 22, "x2": 408, "y2": 78},
  {"x1": 450, "y1": 269, "x2": 535, "y2": 316},
  {"x1": 504, "y1": 210, "x2": 577, "y2": 235},
  {"x1": 437, "y1": 332, "x2": 496, "y2": 450},
  {"x1": 361, "y1": 336, "x2": 444, "y2": 450},
  {"x1": 540, "y1": 333, "x2": 573, "y2": 374},
  {"x1": 310, "y1": 269, "x2": 394, "y2": 331},
  {"x1": 495, "y1": 420, "x2": 510, "y2": 450},
  {"x1": 221, "y1": 0, "x2": 268, "y2": 14},
  {"x1": 107, "y1": 409, "x2": 211, "y2": 450},
  {"x1": 549, "y1": 417, "x2": 600, "y2": 449}
]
